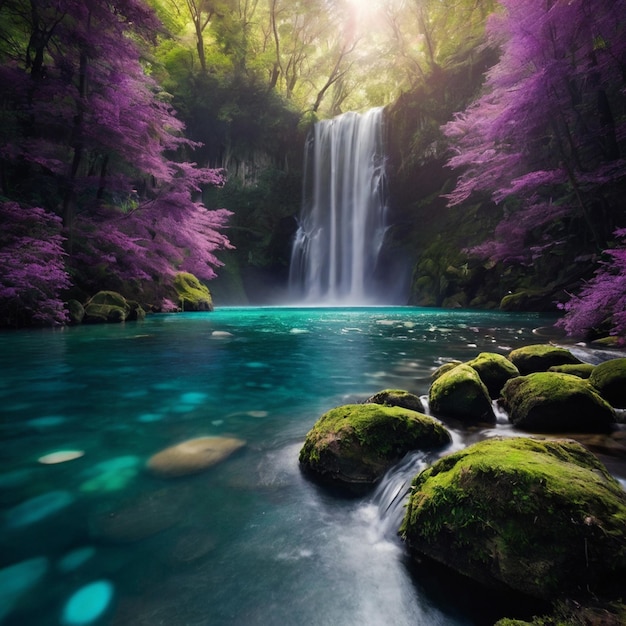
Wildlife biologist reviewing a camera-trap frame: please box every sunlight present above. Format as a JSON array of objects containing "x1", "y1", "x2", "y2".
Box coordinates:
[{"x1": 345, "y1": 0, "x2": 387, "y2": 25}]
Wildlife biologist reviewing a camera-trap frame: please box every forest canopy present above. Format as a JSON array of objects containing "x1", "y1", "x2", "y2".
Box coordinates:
[{"x1": 0, "y1": 0, "x2": 624, "y2": 340}]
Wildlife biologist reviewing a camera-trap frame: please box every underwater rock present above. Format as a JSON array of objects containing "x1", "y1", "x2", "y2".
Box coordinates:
[
  {"x1": 428, "y1": 364, "x2": 496, "y2": 424},
  {"x1": 5, "y1": 490, "x2": 74, "y2": 528},
  {"x1": 38, "y1": 450, "x2": 84, "y2": 464},
  {"x1": 365, "y1": 389, "x2": 425, "y2": 413},
  {"x1": 57, "y1": 546, "x2": 96, "y2": 573},
  {"x1": 0, "y1": 556, "x2": 48, "y2": 622},
  {"x1": 400, "y1": 437, "x2": 626, "y2": 599},
  {"x1": 299, "y1": 403, "x2": 450, "y2": 490},
  {"x1": 61, "y1": 580, "x2": 114, "y2": 625},
  {"x1": 589, "y1": 358, "x2": 626, "y2": 408},
  {"x1": 507, "y1": 344, "x2": 583, "y2": 375},
  {"x1": 146, "y1": 436, "x2": 246, "y2": 478},
  {"x1": 465, "y1": 352, "x2": 520, "y2": 399},
  {"x1": 79, "y1": 456, "x2": 140, "y2": 493},
  {"x1": 501, "y1": 372, "x2": 615, "y2": 433},
  {"x1": 89, "y1": 487, "x2": 189, "y2": 543}
]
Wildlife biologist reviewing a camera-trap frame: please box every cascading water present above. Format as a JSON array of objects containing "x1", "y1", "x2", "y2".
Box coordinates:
[{"x1": 289, "y1": 107, "x2": 389, "y2": 304}]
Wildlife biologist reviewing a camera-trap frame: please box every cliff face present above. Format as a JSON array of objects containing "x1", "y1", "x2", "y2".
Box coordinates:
[{"x1": 383, "y1": 47, "x2": 593, "y2": 312}]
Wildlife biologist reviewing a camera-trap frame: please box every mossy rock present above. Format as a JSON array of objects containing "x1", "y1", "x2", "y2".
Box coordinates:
[
  {"x1": 67, "y1": 299, "x2": 85, "y2": 325},
  {"x1": 589, "y1": 358, "x2": 626, "y2": 408},
  {"x1": 495, "y1": 599, "x2": 626, "y2": 625},
  {"x1": 126, "y1": 300, "x2": 146, "y2": 322},
  {"x1": 428, "y1": 364, "x2": 496, "y2": 424},
  {"x1": 299, "y1": 404, "x2": 451, "y2": 490},
  {"x1": 431, "y1": 360, "x2": 463, "y2": 382},
  {"x1": 400, "y1": 437, "x2": 626, "y2": 599},
  {"x1": 365, "y1": 389, "x2": 425, "y2": 413},
  {"x1": 83, "y1": 291, "x2": 130, "y2": 324},
  {"x1": 507, "y1": 344, "x2": 582, "y2": 375},
  {"x1": 501, "y1": 372, "x2": 615, "y2": 434},
  {"x1": 548, "y1": 363, "x2": 595, "y2": 379},
  {"x1": 174, "y1": 272, "x2": 213, "y2": 312},
  {"x1": 466, "y1": 352, "x2": 520, "y2": 399}
]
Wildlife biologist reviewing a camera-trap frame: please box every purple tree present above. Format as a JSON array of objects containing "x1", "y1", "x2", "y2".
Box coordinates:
[
  {"x1": 0, "y1": 202, "x2": 71, "y2": 326},
  {"x1": 0, "y1": 0, "x2": 231, "y2": 320},
  {"x1": 443, "y1": 0, "x2": 626, "y2": 338}
]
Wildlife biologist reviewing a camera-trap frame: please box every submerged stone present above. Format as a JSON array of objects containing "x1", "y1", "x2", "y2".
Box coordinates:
[
  {"x1": 507, "y1": 344, "x2": 582, "y2": 375},
  {"x1": 146, "y1": 436, "x2": 246, "y2": 478},
  {"x1": 61, "y1": 580, "x2": 114, "y2": 625},
  {"x1": 0, "y1": 557, "x2": 48, "y2": 622},
  {"x1": 299, "y1": 403, "x2": 451, "y2": 490},
  {"x1": 589, "y1": 358, "x2": 626, "y2": 408},
  {"x1": 38, "y1": 450, "x2": 84, "y2": 464},
  {"x1": 5, "y1": 490, "x2": 74, "y2": 528},
  {"x1": 428, "y1": 364, "x2": 496, "y2": 423},
  {"x1": 57, "y1": 547, "x2": 96, "y2": 573},
  {"x1": 79, "y1": 455, "x2": 140, "y2": 493},
  {"x1": 400, "y1": 437, "x2": 626, "y2": 599},
  {"x1": 501, "y1": 372, "x2": 615, "y2": 433}
]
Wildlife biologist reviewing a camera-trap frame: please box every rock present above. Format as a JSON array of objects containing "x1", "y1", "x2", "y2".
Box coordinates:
[
  {"x1": 589, "y1": 358, "x2": 626, "y2": 408},
  {"x1": 507, "y1": 344, "x2": 582, "y2": 375},
  {"x1": 67, "y1": 299, "x2": 84, "y2": 324},
  {"x1": 548, "y1": 363, "x2": 595, "y2": 379},
  {"x1": 126, "y1": 300, "x2": 146, "y2": 321},
  {"x1": 400, "y1": 437, "x2": 626, "y2": 599},
  {"x1": 466, "y1": 352, "x2": 520, "y2": 399},
  {"x1": 365, "y1": 389, "x2": 425, "y2": 413},
  {"x1": 431, "y1": 360, "x2": 463, "y2": 382},
  {"x1": 83, "y1": 291, "x2": 130, "y2": 324},
  {"x1": 89, "y1": 487, "x2": 189, "y2": 543},
  {"x1": 0, "y1": 557, "x2": 48, "y2": 622},
  {"x1": 174, "y1": 272, "x2": 213, "y2": 312},
  {"x1": 61, "y1": 580, "x2": 114, "y2": 625},
  {"x1": 501, "y1": 372, "x2": 615, "y2": 433},
  {"x1": 299, "y1": 403, "x2": 451, "y2": 490},
  {"x1": 146, "y1": 436, "x2": 246, "y2": 478},
  {"x1": 6, "y1": 491, "x2": 75, "y2": 528},
  {"x1": 428, "y1": 364, "x2": 496, "y2": 423}
]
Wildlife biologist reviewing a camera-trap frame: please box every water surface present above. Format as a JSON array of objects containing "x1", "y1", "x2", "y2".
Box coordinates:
[{"x1": 1, "y1": 307, "x2": 622, "y2": 625}]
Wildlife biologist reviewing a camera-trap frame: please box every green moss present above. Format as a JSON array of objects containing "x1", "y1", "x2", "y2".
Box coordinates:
[
  {"x1": 299, "y1": 404, "x2": 451, "y2": 488},
  {"x1": 365, "y1": 389, "x2": 424, "y2": 413},
  {"x1": 83, "y1": 290, "x2": 130, "y2": 323},
  {"x1": 548, "y1": 363, "x2": 595, "y2": 379},
  {"x1": 401, "y1": 437, "x2": 626, "y2": 598},
  {"x1": 501, "y1": 372, "x2": 615, "y2": 433},
  {"x1": 466, "y1": 352, "x2": 520, "y2": 398},
  {"x1": 429, "y1": 364, "x2": 496, "y2": 423},
  {"x1": 507, "y1": 344, "x2": 582, "y2": 375},
  {"x1": 173, "y1": 272, "x2": 213, "y2": 311},
  {"x1": 589, "y1": 358, "x2": 626, "y2": 408}
]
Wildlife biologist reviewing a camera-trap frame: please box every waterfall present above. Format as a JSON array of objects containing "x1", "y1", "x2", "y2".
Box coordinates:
[{"x1": 289, "y1": 108, "x2": 389, "y2": 304}]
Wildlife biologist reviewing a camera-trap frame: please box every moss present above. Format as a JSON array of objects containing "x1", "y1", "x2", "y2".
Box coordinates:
[
  {"x1": 507, "y1": 344, "x2": 583, "y2": 375},
  {"x1": 547, "y1": 363, "x2": 595, "y2": 379},
  {"x1": 428, "y1": 364, "x2": 496, "y2": 423},
  {"x1": 83, "y1": 291, "x2": 130, "y2": 323},
  {"x1": 365, "y1": 389, "x2": 425, "y2": 413},
  {"x1": 501, "y1": 372, "x2": 615, "y2": 433},
  {"x1": 589, "y1": 358, "x2": 626, "y2": 408},
  {"x1": 466, "y1": 352, "x2": 520, "y2": 398},
  {"x1": 299, "y1": 404, "x2": 450, "y2": 489},
  {"x1": 431, "y1": 360, "x2": 463, "y2": 381},
  {"x1": 401, "y1": 437, "x2": 626, "y2": 599},
  {"x1": 173, "y1": 272, "x2": 213, "y2": 311}
]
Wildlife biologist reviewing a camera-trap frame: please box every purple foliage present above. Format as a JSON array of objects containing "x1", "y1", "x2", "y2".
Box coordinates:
[
  {"x1": 0, "y1": 202, "x2": 71, "y2": 326},
  {"x1": 443, "y1": 0, "x2": 626, "y2": 339},
  {"x1": 0, "y1": 0, "x2": 232, "y2": 323}
]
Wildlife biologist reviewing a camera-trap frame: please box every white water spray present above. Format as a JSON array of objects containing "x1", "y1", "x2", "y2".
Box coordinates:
[{"x1": 289, "y1": 108, "x2": 389, "y2": 304}]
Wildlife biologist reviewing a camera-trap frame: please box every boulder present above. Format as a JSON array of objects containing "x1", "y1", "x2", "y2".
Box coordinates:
[
  {"x1": 174, "y1": 272, "x2": 213, "y2": 312},
  {"x1": 83, "y1": 291, "x2": 130, "y2": 324},
  {"x1": 66, "y1": 299, "x2": 84, "y2": 325},
  {"x1": 365, "y1": 389, "x2": 425, "y2": 413},
  {"x1": 507, "y1": 344, "x2": 582, "y2": 375},
  {"x1": 428, "y1": 364, "x2": 496, "y2": 424},
  {"x1": 146, "y1": 436, "x2": 246, "y2": 478},
  {"x1": 126, "y1": 300, "x2": 146, "y2": 322},
  {"x1": 466, "y1": 352, "x2": 520, "y2": 399},
  {"x1": 501, "y1": 372, "x2": 615, "y2": 433},
  {"x1": 431, "y1": 361, "x2": 463, "y2": 382},
  {"x1": 589, "y1": 358, "x2": 626, "y2": 408},
  {"x1": 299, "y1": 404, "x2": 450, "y2": 490},
  {"x1": 400, "y1": 437, "x2": 626, "y2": 599},
  {"x1": 548, "y1": 363, "x2": 595, "y2": 379}
]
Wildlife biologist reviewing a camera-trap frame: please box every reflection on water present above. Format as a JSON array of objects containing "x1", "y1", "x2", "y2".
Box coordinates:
[{"x1": 0, "y1": 307, "x2": 621, "y2": 625}]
